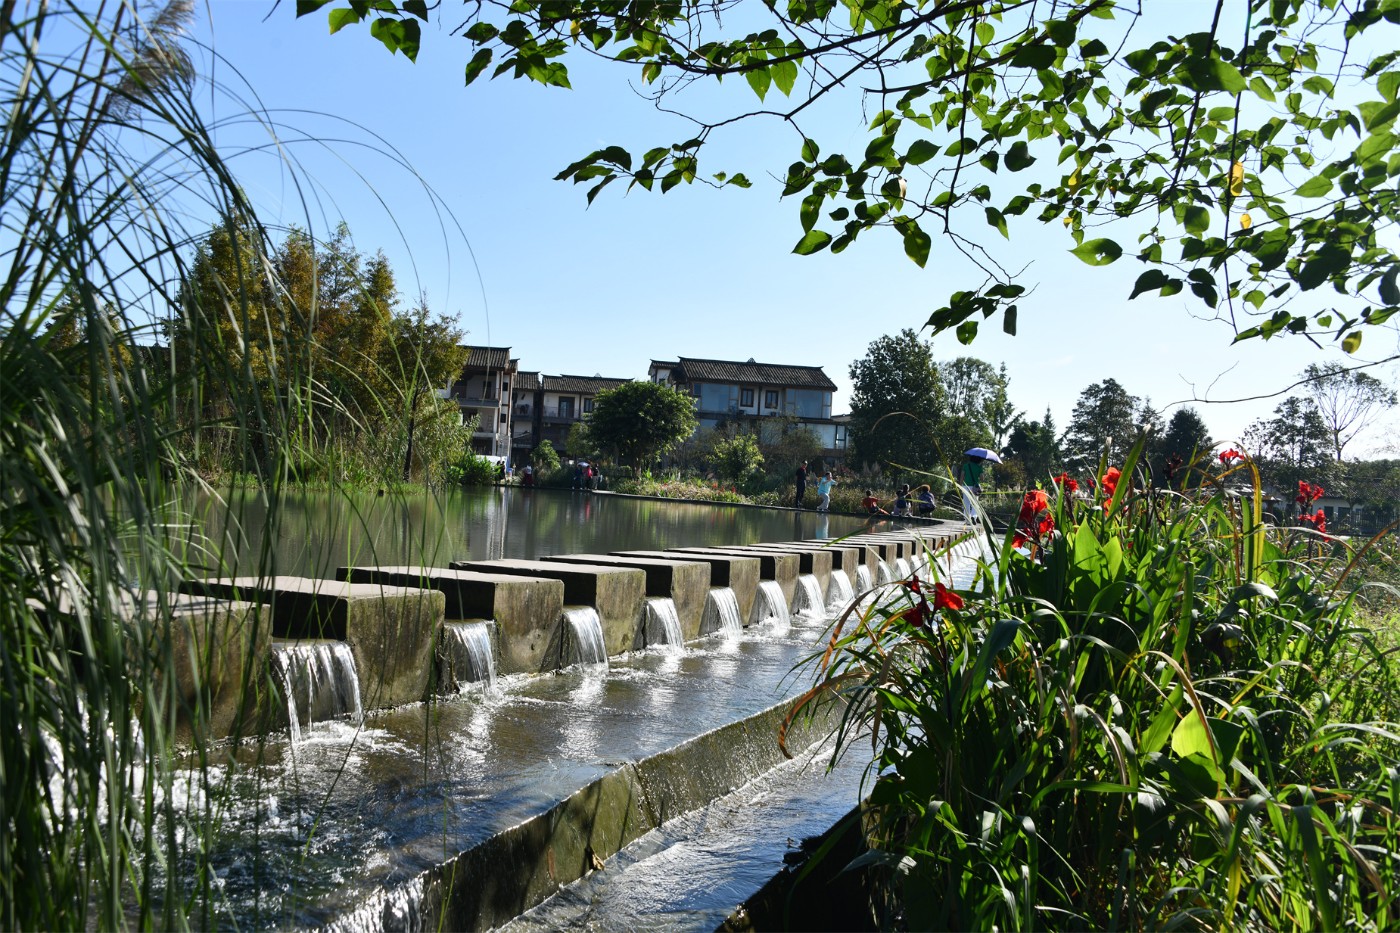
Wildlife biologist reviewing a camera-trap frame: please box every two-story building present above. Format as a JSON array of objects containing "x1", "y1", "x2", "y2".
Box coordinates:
[
  {"x1": 509, "y1": 373, "x2": 633, "y2": 460},
  {"x1": 448, "y1": 346, "x2": 517, "y2": 458},
  {"x1": 651, "y1": 357, "x2": 847, "y2": 463}
]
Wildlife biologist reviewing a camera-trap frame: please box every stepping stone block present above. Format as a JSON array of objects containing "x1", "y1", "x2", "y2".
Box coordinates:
[
  {"x1": 667, "y1": 547, "x2": 799, "y2": 609},
  {"x1": 614, "y1": 550, "x2": 761, "y2": 630},
  {"x1": 541, "y1": 554, "x2": 711, "y2": 641}
]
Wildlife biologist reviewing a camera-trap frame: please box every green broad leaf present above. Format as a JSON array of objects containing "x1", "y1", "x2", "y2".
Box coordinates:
[
  {"x1": 745, "y1": 67, "x2": 771, "y2": 101},
  {"x1": 1183, "y1": 204, "x2": 1210, "y2": 236},
  {"x1": 1295, "y1": 174, "x2": 1334, "y2": 198},
  {"x1": 465, "y1": 21, "x2": 497, "y2": 42},
  {"x1": 328, "y1": 7, "x2": 361, "y2": 32},
  {"x1": 1003, "y1": 304, "x2": 1017, "y2": 335},
  {"x1": 1005, "y1": 141, "x2": 1035, "y2": 171},
  {"x1": 1171, "y1": 710, "x2": 1215, "y2": 761},
  {"x1": 1069, "y1": 238, "x2": 1123, "y2": 266},
  {"x1": 956, "y1": 320, "x2": 979, "y2": 344},
  {"x1": 401, "y1": 0, "x2": 427, "y2": 19},
  {"x1": 985, "y1": 206, "x2": 1008, "y2": 239},
  {"x1": 771, "y1": 59, "x2": 798, "y2": 97},
  {"x1": 1298, "y1": 244, "x2": 1350, "y2": 291},
  {"x1": 1364, "y1": 100, "x2": 1400, "y2": 132},
  {"x1": 1249, "y1": 76, "x2": 1276, "y2": 102},
  {"x1": 1011, "y1": 44, "x2": 1057, "y2": 70},
  {"x1": 1343, "y1": 330, "x2": 1364, "y2": 353},
  {"x1": 369, "y1": 16, "x2": 406, "y2": 55},
  {"x1": 903, "y1": 226, "x2": 932, "y2": 267},
  {"x1": 801, "y1": 138, "x2": 820, "y2": 163},
  {"x1": 1183, "y1": 57, "x2": 1247, "y2": 94},
  {"x1": 905, "y1": 139, "x2": 939, "y2": 165},
  {"x1": 1130, "y1": 268, "x2": 1172, "y2": 299},
  {"x1": 1357, "y1": 131, "x2": 1396, "y2": 163},
  {"x1": 799, "y1": 192, "x2": 823, "y2": 233},
  {"x1": 641, "y1": 62, "x2": 661, "y2": 84},
  {"x1": 1380, "y1": 267, "x2": 1400, "y2": 305},
  {"x1": 945, "y1": 138, "x2": 973, "y2": 157},
  {"x1": 975, "y1": 21, "x2": 995, "y2": 45},
  {"x1": 792, "y1": 230, "x2": 831, "y2": 255},
  {"x1": 1080, "y1": 38, "x2": 1109, "y2": 58},
  {"x1": 297, "y1": 0, "x2": 335, "y2": 16},
  {"x1": 1381, "y1": 71, "x2": 1400, "y2": 104},
  {"x1": 1303, "y1": 75, "x2": 1335, "y2": 96},
  {"x1": 726, "y1": 173, "x2": 752, "y2": 188}
]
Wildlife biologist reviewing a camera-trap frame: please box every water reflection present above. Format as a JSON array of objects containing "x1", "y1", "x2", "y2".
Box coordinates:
[{"x1": 185, "y1": 488, "x2": 872, "y2": 578}]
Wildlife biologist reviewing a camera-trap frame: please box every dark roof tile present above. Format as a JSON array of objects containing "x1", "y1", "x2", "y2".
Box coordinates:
[
  {"x1": 672, "y1": 357, "x2": 836, "y2": 390},
  {"x1": 543, "y1": 374, "x2": 632, "y2": 394}
]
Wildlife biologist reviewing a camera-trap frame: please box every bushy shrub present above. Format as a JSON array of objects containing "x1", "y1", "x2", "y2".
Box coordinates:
[{"x1": 449, "y1": 454, "x2": 501, "y2": 486}]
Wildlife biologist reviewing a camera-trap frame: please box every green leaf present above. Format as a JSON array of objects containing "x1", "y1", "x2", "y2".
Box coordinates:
[
  {"x1": 1380, "y1": 267, "x2": 1400, "y2": 305},
  {"x1": 1011, "y1": 44, "x2": 1057, "y2": 69},
  {"x1": 1069, "y1": 238, "x2": 1122, "y2": 266},
  {"x1": 1249, "y1": 76, "x2": 1276, "y2": 102},
  {"x1": 1365, "y1": 100, "x2": 1400, "y2": 132},
  {"x1": 745, "y1": 67, "x2": 771, "y2": 101},
  {"x1": 771, "y1": 59, "x2": 798, "y2": 97},
  {"x1": 1183, "y1": 57, "x2": 1247, "y2": 94},
  {"x1": 1295, "y1": 174, "x2": 1334, "y2": 198},
  {"x1": 464, "y1": 47, "x2": 493, "y2": 85},
  {"x1": 1298, "y1": 244, "x2": 1350, "y2": 290},
  {"x1": 1005, "y1": 141, "x2": 1035, "y2": 171},
  {"x1": 903, "y1": 226, "x2": 931, "y2": 267},
  {"x1": 1381, "y1": 71, "x2": 1400, "y2": 104},
  {"x1": 297, "y1": 0, "x2": 335, "y2": 16},
  {"x1": 401, "y1": 0, "x2": 427, "y2": 19},
  {"x1": 1130, "y1": 268, "x2": 1171, "y2": 299},
  {"x1": 1183, "y1": 204, "x2": 1210, "y2": 236},
  {"x1": 801, "y1": 138, "x2": 820, "y2": 163},
  {"x1": 792, "y1": 230, "x2": 831, "y2": 255},
  {"x1": 800, "y1": 192, "x2": 823, "y2": 232},
  {"x1": 328, "y1": 7, "x2": 361, "y2": 32},
  {"x1": 905, "y1": 139, "x2": 939, "y2": 165},
  {"x1": 956, "y1": 320, "x2": 979, "y2": 344},
  {"x1": 1342, "y1": 330, "x2": 1364, "y2": 353},
  {"x1": 465, "y1": 21, "x2": 497, "y2": 42},
  {"x1": 985, "y1": 207, "x2": 1008, "y2": 239},
  {"x1": 641, "y1": 62, "x2": 661, "y2": 84},
  {"x1": 1003, "y1": 304, "x2": 1017, "y2": 335}
]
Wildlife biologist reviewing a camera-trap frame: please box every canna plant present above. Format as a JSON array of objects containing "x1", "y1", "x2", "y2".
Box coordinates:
[{"x1": 800, "y1": 440, "x2": 1400, "y2": 930}]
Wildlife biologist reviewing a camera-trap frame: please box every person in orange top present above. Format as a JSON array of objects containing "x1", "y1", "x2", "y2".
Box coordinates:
[{"x1": 861, "y1": 490, "x2": 887, "y2": 516}]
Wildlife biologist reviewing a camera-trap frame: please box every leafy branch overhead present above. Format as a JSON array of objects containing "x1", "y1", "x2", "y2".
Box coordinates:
[{"x1": 304, "y1": 0, "x2": 1400, "y2": 352}]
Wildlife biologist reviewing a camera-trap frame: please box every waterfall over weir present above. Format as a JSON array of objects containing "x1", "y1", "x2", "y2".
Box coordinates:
[
  {"x1": 270, "y1": 641, "x2": 363, "y2": 744},
  {"x1": 791, "y1": 574, "x2": 825, "y2": 619},
  {"x1": 751, "y1": 580, "x2": 791, "y2": 630},
  {"x1": 826, "y1": 569, "x2": 854, "y2": 613},
  {"x1": 894, "y1": 557, "x2": 912, "y2": 580},
  {"x1": 441, "y1": 622, "x2": 496, "y2": 688},
  {"x1": 643, "y1": 597, "x2": 684, "y2": 651},
  {"x1": 855, "y1": 564, "x2": 873, "y2": 593},
  {"x1": 876, "y1": 560, "x2": 895, "y2": 585},
  {"x1": 561, "y1": 606, "x2": 608, "y2": 668},
  {"x1": 702, "y1": 588, "x2": 744, "y2": 638}
]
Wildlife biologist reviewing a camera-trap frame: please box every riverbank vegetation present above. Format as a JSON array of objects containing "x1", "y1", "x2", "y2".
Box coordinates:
[{"x1": 802, "y1": 444, "x2": 1400, "y2": 929}]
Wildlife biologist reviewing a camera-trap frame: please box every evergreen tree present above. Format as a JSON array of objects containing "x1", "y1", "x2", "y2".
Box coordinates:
[
  {"x1": 848, "y1": 329, "x2": 946, "y2": 476},
  {"x1": 1063, "y1": 379, "x2": 1140, "y2": 469}
]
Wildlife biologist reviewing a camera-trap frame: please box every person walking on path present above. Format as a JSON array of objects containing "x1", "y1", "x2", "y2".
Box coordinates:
[
  {"x1": 794, "y1": 461, "x2": 808, "y2": 509},
  {"x1": 816, "y1": 472, "x2": 835, "y2": 512}
]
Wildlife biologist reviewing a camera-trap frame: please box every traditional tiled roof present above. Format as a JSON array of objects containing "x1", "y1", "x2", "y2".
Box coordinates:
[
  {"x1": 543, "y1": 374, "x2": 632, "y2": 394},
  {"x1": 513, "y1": 371, "x2": 543, "y2": 390},
  {"x1": 672, "y1": 357, "x2": 837, "y2": 391},
  {"x1": 650, "y1": 359, "x2": 680, "y2": 370},
  {"x1": 462, "y1": 346, "x2": 512, "y2": 370}
]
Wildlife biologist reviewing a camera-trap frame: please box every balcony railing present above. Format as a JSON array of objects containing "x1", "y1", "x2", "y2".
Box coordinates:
[{"x1": 540, "y1": 407, "x2": 582, "y2": 421}]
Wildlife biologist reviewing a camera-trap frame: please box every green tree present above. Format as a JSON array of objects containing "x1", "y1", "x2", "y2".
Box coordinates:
[
  {"x1": 710, "y1": 432, "x2": 765, "y2": 484},
  {"x1": 314, "y1": 0, "x2": 1400, "y2": 358},
  {"x1": 587, "y1": 381, "x2": 697, "y2": 476},
  {"x1": 531, "y1": 439, "x2": 560, "y2": 477},
  {"x1": 1063, "y1": 379, "x2": 1140, "y2": 470},
  {"x1": 1303, "y1": 362, "x2": 1397, "y2": 461},
  {"x1": 1005, "y1": 409, "x2": 1063, "y2": 485},
  {"x1": 1154, "y1": 407, "x2": 1213, "y2": 483},
  {"x1": 985, "y1": 363, "x2": 1024, "y2": 451},
  {"x1": 849, "y1": 329, "x2": 945, "y2": 476},
  {"x1": 565, "y1": 420, "x2": 599, "y2": 460},
  {"x1": 757, "y1": 415, "x2": 821, "y2": 478},
  {"x1": 1243, "y1": 396, "x2": 1334, "y2": 500}
]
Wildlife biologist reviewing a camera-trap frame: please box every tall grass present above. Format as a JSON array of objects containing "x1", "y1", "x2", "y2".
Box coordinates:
[{"x1": 802, "y1": 445, "x2": 1400, "y2": 930}]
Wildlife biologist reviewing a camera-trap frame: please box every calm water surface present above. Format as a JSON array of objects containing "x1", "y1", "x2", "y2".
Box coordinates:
[{"x1": 184, "y1": 487, "x2": 874, "y2": 578}]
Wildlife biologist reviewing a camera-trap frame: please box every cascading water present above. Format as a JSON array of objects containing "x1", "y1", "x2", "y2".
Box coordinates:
[
  {"x1": 855, "y1": 564, "x2": 873, "y2": 593},
  {"x1": 643, "y1": 597, "x2": 684, "y2": 651},
  {"x1": 441, "y1": 621, "x2": 497, "y2": 688},
  {"x1": 876, "y1": 560, "x2": 894, "y2": 585},
  {"x1": 791, "y1": 574, "x2": 826, "y2": 620},
  {"x1": 894, "y1": 557, "x2": 912, "y2": 579},
  {"x1": 701, "y1": 588, "x2": 744, "y2": 638},
  {"x1": 750, "y1": 580, "x2": 791, "y2": 630},
  {"x1": 826, "y1": 569, "x2": 854, "y2": 613},
  {"x1": 270, "y1": 641, "x2": 363, "y2": 743},
  {"x1": 561, "y1": 606, "x2": 608, "y2": 668}
]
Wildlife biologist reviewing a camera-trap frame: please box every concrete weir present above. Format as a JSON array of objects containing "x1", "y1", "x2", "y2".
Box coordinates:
[
  {"x1": 338, "y1": 566, "x2": 565, "y2": 675},
  {"x1": 539, "y1": 553, "x2": 710, "y2": 642},
  {"x1": 667, "y1": 547, "x2": 800, "y2": 608},
  {"x1": 613, "y1": 550, "x2": 761, "y2": 630},
  {"x1": 450, "y1": 559, "x2": 646, "y2": 658},
  {"x1": 178, "y1": 576, "x2": 444, "y2": 710},
  {"x1": 151, "y1": 593, "x2": 271, "y2": 743}
]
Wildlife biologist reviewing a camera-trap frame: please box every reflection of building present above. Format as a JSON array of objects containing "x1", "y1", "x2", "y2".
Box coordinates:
[
  {"x1": 508, "y1": 373, "x2": 633, "y2": 459},
  {"x1": 449, "y1": 346, "x2": 517, "y2": 457},
  {"x1": 650, "y1": 357, "x2": 847, "y2": 462}
]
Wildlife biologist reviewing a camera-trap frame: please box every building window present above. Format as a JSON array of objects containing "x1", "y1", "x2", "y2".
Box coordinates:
[
  {"x1": 583, "y1": 398, "x2": 594, "y2": 413},
  {"x1": 765, "y1": 390, "x2": 779, "y2": 408},
  {"x1": 559, "y1": 397, "x2": 575, "y2": 418},
  {"x1": 499, "y1": 412, "x2": 507, "y2": 423},
  {"x1": 740, "y1": 388, "x2": 754, "y2": 407}
]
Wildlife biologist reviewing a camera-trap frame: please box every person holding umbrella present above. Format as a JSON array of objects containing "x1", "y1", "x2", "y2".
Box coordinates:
[{"x1": 961, "y1": 448, "x2": 1002, "y2": 520}]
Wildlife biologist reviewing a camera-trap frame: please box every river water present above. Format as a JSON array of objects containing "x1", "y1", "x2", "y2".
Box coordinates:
[{"x1": 181, "y1": 487, "x2": 874, "y2": 578}]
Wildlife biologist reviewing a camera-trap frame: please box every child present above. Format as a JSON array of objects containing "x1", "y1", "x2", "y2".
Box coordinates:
[
  {"x1": 816, "y1": 471, "x2": 835, "y2": 512},
  {"x1": 894, "y1": 484, "x2": 912, "y2": 517},
  {"x1": 861, "y1": 489, "x2": 887, "y2": 516}
]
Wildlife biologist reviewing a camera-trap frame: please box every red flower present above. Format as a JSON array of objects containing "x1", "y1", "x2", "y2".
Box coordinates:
[
  {"x1": 1300, "y1": 508, "x2": 1327, "y2": 534},
  {"x1": 1018, "y1": 489, "x2": 1050, "y2": 525},
  {"x1": 1296, "y1": 481, "x2": 1324, "y2": 505},
  {"x1": 1053, "y1": 472, "x2": 1079, "y2": 494},
  {"x1": 1037, "y1": 515, "x2": 1055, "y2": 537},
  {"x1": 933, "y1": 582, "x2": 964, "y2": 611},
  {"x1": 1101, "y1": 467, "x2": 1122, "y2": 497},
  {"x1": 1012, "y1": 533, "x2": 1029, "y2": 549},
  {"x1": 1219, "y1": 448, "x2": 1245, "y2": 464}
]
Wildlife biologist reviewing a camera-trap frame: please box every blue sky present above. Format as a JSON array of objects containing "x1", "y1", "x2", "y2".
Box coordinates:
[{"x1": 192, "y1": 0, "x2": 1399, "y2": 453}]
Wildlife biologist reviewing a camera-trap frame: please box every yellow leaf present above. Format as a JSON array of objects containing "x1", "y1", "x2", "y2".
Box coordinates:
[
  {"x1": 1063, "y1": 215, "x2": 1072, "y2": 226},
  {"x1": 1239, "y1": 212, "x2": 1252, "y2": 229},
  {"x1": 1229, "y1": 161, "x2": 1244, "y2": 198},
  {"x1": 1068, "y1": 170, "x2": 1080, "y2": 189},
  {"x1": 570, "y1": 19, "x2": 580, "y2": 37}
]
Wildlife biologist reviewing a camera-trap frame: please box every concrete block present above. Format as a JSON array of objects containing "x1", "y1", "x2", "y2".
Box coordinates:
[
  {"x1": 541, "y1": 554, "x2": 711, "y2": 641},
  {"x1": 667, "y1": 547, "x2": 799, "y2": 609},
  {"x1": 450, "y1": 559, "x2": 645, "y2": 659},
  {"x1": 614, "y1": 550, "x2": 761, "y2": 628},
  {"x1": 339, "y1": 566, "x2": 564, "y2": 676},
  {"x1": 179, "y1": 576, "x2": 443, "y2": 711},
  {"x1": 738, "y1": 544, "x2": 835, "y2": 595}
]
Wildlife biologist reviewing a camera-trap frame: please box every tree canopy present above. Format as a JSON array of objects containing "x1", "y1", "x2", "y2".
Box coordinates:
[
  {"x1": 587, "y1": 381, "x2": 698, "y2": 474},
  {"x1": 1303, "y1": 361, "x2": 1397, "y2": 460},
  {"x1": 1063, "y1": 377, "x2": 1141, "y2": 468},
  {"x1": 305, "y1": 0, "x2": 1400, "y2": 358},
  {"x1": 848, "y1": 328, "x2": 946, "y2": 474}
]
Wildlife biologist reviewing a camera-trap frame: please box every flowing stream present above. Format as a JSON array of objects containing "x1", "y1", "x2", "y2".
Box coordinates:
[{"x1": 700, "y1": 587, "x2": 744, "y2": 638}]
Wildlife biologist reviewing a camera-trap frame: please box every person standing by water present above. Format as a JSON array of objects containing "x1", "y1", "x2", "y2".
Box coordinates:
[
  {"x1": 794, "y1": 461, "x2": 808, "y2": 509},
  {"x1": 816, "y1": 471, "x2": 836, "y2": 512}
]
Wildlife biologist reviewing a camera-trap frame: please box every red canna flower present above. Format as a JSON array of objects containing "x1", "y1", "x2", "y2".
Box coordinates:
[
  {"x1": 1012, "y1": 533, "x2": 1030, "y2": 549},
  {"x1": 933, "y1": 582, "x2": 964, "y2": 611},
  {"x1": 1219, "y1": 448, "x2": 1245, "y2": 464},
  {"x1": 1037, "y1": 515, "x2": 1055, "y2": 538},
  {"x1": 1018, "y1": 489, "x2": 1050, "y2": 525},
  {"x1": 1053, "y1": 472, "x2": 1079, "y2": 494},
  {"x1": 1101, "y1": 467, "x2": 1122, "y2": 497},
  {"x1": 1300, "y1": 508, "x2": 1327, "y2": 534}
]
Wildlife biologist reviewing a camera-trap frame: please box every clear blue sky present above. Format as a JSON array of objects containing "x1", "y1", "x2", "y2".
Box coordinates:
[{"x1": 192, "y1": 0, "x2": 1398, "y2": 454}]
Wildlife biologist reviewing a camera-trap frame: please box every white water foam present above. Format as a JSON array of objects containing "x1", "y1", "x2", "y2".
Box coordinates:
[
  {"x1": 855, "y1": 564, "x2": 873, "y2": 593},
  {"x1": 750, "y1": 580, "x2": 791, "y2": 631},
  {"x1": 876, "y1": 560, "x2": 894, "y2": 585},
  {"x1": 791, "y1": 574, "x2": 826, "y2": 621},
  {"x1": 442, "y1": 621, "x2": 496, "y2": 688},
  {"x1": 826, "y1": 569, "x2": 854, "y2": 614},
  {"x1": 271, "y1": 641, "x2": 363, "y2": 744},
  {"x1": 643, "y1": 597, "x2": 685, "y2": 652},
  {"x1": 561, "y1": 606, "x2": 608, "y2": 669},
  {"x1": 893, "y1": 557, "x2": 912, "y2": 580},
  {"x1": 701, "y1": 587, "x2": 744, "y2": 638}
]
